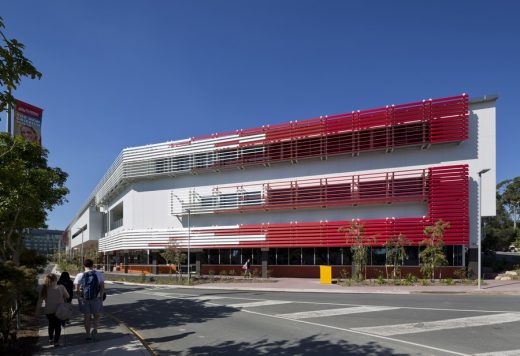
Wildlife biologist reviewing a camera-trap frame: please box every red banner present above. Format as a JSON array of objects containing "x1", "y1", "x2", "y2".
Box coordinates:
[{"x1": 13, "y1": 99, "x2": 43, "y2": 145}]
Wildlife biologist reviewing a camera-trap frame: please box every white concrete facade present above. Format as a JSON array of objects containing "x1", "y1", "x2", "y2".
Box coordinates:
[{"x1": 67, "y1": 95, "x2": 496, "y2": 268}]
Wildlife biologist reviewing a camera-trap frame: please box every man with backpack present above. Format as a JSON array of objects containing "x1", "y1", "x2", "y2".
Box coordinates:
[{"x1": 74, "y1": 259, "x2": 105, "y2": 341}]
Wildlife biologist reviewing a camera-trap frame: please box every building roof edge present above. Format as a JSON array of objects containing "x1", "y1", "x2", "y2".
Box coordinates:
[{"x1": 469, "y1": 94, "x2": 499, "y2": 104}]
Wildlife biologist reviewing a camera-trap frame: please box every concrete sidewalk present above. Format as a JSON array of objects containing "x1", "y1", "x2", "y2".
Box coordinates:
[
  {"x1": 36, "y1": 304, "x2": 149, "y2": 356},
  {"x1": 183, "y1": 277, "x2": 520, "y2": 295}
]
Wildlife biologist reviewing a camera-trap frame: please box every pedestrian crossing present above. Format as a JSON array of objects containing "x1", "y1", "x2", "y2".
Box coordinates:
[
  {"x1": 353, "y1": 312, "x2": 520, "y2": 336},
  {"x1": 132, "y1": 288, "x2": 520, "y2": 355},
  {"x1": 276, "y1": 305, "x2": 400, "y2": 320}
]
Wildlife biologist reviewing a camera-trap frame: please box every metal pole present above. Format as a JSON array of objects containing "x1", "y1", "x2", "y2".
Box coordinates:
[
  {"x1": 478, "y1": 173, "x2": 482, "y2": 290},
  {"x1": 187, "y1": 209, "x2": 191, "y2": 284},
  {"x1": 478, "y1": 168, "x2": 490, "y2": 290}
]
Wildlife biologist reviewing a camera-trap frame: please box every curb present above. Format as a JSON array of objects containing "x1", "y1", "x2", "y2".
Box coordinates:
[{"x1": 104, "y1": 312, "x2": 157, "y2": 356}]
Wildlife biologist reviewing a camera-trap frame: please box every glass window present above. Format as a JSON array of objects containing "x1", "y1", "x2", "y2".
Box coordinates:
[
  {"x1": 268, "y1": 249, "x2": 277, "y2": 265},
  {"x1": 302, "y1": 248, "x2": 315, "y2": 265},
  {"x1": 315, "y1": 248, "x2": 328, "y2": 265},
  {"x1": 404, "y1": 246, "x2": 419, "y2": 266},
  {"x1": 220, "y1": 249, "x2": 230, "y2": 264},
  {"x1": 371, "y1": 247, "x2": 386, "y2": 266},
  {"x1": 230, "y1": 249, "x2": 241, "y2": 265},
  {"x1": 289, "y1": 248, "x2": 301, "y2": 265},
  {"x1": 329, "y1": 247, "x2": 342, "y2": 265},
  {"x1": 200, "y1": 250, "x2": 209, "y2": 265},
  {"x1": 343, "y1": 248, "x2": 352, "y2": 265},
  {"x1": 453, "y1": 245, "x2": 463, "y2": 266},
  {"x1": 208, "y1": 249, "x2": 219, "y2": 264},
  {"x1": 444, "y1": 245, "x2": 463, "y2": 266},
  {"x1": 277, "y1": 248, "x2": 289, "y2": 265},
  {"x1": 252, "y1": 248, "x2": 262, "y2": 265},
  {"x1": 241, "y1": 249, "x2": 253, "y2": 264}
]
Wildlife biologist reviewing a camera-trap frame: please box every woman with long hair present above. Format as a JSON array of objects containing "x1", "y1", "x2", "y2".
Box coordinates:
[
  {"x1": 40, "y1": 273, "x2": 69, "y2": 347},
  {"x1": 57, "y1": 272, "x2": 73, "y2": 303}
]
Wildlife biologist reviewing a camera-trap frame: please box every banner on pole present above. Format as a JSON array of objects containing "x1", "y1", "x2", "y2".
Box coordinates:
[{"x1": 13, "y1": 99, "x2": 43, "y2": 145}]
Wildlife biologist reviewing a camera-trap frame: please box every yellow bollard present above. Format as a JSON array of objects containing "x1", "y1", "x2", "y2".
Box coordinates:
[{"x1": 320, "y1": 265, "x2": 332, "y2": 284}]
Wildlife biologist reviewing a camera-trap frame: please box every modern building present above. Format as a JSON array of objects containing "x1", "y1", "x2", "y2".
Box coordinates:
[
  {"x1": 24, "y1": 229, "x2": 65, "y2": 257},
  {"x1": 67, "y1": 94, "x2": 496, "y2": 278}
]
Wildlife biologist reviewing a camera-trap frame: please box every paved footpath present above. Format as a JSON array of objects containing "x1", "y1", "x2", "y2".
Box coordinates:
[
  {"x1": 36, "y1": 305, "x2": 149, "y2": 356},
  {"x1": 37, "y1": 271, "x2": 520, "y2": 355}
]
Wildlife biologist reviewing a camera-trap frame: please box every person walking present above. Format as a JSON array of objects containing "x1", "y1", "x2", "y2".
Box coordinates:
[
  {"x1": 57, "y1": 272, "x2": 74, "y2": 325},
  {"x1": 243, "y1": 258, "x2": 252, "y2": 278},
  {"x1": 74, "y1": 259, "x2": 105, "y2": 341},
  {"x1": 38, "y1": 273, "x2": 70, "y2": 347}
]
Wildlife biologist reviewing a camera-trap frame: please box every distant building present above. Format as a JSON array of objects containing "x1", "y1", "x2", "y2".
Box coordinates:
[
  {"x1": 24, "y1": 229, "x2": 65, "y2": 257},
  {"x1": 67, "y1": 94, "x2": 496, "y2": 278}
]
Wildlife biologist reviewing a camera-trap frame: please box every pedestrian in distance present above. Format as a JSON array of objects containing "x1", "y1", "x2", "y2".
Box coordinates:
[
  {"x1": 74, "y1": 259, "x2": 105, "y2": 342},
  {"x1": 242, "y1": 258, "x2": 252, "y2": 278},
  {"x1": 57, "y1": 271, "x2": 74, "y2": 325},
  {"x1": 37, "y1": 273, "x2": 70, "y2": 347}
]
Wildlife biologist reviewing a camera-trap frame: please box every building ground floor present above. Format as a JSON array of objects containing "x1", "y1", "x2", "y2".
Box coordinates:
[{"x1": 100, "y1": 245, "x2": 471, "y2": 279}]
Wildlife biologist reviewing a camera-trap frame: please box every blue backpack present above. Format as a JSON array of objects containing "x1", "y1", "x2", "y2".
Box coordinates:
[{"x1": 81, "y1": 270, "x2": 100, "y2": 300}]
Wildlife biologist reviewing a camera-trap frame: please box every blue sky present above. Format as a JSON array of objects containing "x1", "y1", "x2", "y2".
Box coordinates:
[{"x1": 2, "y1": 1, "x2": 519, "y2": 230}]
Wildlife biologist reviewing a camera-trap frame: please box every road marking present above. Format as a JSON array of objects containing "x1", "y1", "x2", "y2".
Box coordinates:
[
  {"x1": 189, "y1": 295, "x2": 228, "y2": 301},
  {"x1": 475, "y1": 349, "x2": 520, "y2": 356},
  {"x1": 228, "y1": 300, "x2": 293, "y2": 308},
  {"x1": 353, "y1": 313, "x2": 520, "y2": 336},
  {"x1": 276, "y1": 306, "x2": 400, "y2": 319},
  {"x1": 236, "y1": 308, "x2": 470, "y2": 356}
]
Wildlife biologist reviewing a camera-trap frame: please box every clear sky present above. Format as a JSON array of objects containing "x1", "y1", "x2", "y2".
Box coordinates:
[{"x1": 2, "y1": 1, "x2": 519, "y2": 230}]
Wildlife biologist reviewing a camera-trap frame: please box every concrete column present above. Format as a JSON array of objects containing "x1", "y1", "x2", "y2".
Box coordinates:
[
  {"x1": 195, "y1": 252, "x2": 201, "y2": 276},
  {"x1": 467, "y1": 247, "x2": 478, "y2": 279},
  {"x1": 152, "y1": 252, "x2": 158, "y2": 275},
  {"x1": 261, "y1": 248, "x2": 269, "y2": 278}
]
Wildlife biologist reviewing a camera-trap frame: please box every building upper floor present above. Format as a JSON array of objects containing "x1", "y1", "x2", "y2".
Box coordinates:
[{"x1": 68, "y1": 94, "x2": 497, "y2": 248}]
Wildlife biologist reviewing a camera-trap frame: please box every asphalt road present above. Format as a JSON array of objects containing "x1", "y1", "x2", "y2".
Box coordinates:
[{"x1": 104, "y1": 284, "x2": 520, "y2": 356}]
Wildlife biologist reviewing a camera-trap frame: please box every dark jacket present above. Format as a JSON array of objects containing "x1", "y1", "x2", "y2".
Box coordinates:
[{"x1": 57, "y1": 276, "x2": 73, "y2": 303}]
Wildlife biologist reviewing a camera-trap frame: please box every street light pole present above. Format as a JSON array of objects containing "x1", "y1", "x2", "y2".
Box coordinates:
[
  {"x1": 478, "y1": 168, "x2": 490, "y2": 290},
  {"x1": 187, "y1": 209, "x2": 191, "y2": 284}
]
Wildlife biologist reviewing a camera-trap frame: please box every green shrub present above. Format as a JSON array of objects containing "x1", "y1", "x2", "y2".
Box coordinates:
[
  {"x1": 420, "y1": 278, "x2": 430, "y2": 286},
  {"x1": 339, "y1": 268, "x2": 350, "y2": 281},
  {"x1": 443, "y1": 278, "x2": 454, "y2": 285},
  {"x1": 376, "y1": 273, "x2": 385, "y2": 285},
  {"x1": 405, "y1": 273, "x2": 417, "y2": 285},
  {"x1": 251, "y1": 269, "x2": 259, "y2": 279},
  {"x1": 453, "y1": 268, "x2": 467, "y2": 280}
]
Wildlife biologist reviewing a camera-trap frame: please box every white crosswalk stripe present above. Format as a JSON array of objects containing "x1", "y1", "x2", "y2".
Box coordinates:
[
  {"x1": 229, "y1": 300, "x2": 293, "y2": 308},
  {"x1": 189, "y1": 295, "x2": 228, "y2": 301},
  {"x1": 276, "y1": 306, "x2": 400, "y2": 320},
  {"x1": 474, "y1": 350, "x2": 520, "y2": 356},
  {"x1": 353, "y1": 313, "x2": 520, "y2": 336}
]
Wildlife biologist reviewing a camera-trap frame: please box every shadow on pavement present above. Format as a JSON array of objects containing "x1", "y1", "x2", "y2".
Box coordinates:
[
  {"x1": 181, "y1": 335, "x2": 403, "y2": 356},
  {"x1": 104, "y1": 297, "x2": 238, "y2": 331}
]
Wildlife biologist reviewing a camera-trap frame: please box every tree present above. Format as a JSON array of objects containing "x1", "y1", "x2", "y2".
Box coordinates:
[
  {"x1": 419, "y1": 220, "x2": 449, "y2": 281},
  {"x1": 160, "y1": 239, "x2": 187, "y2": 282},
  {"x1": 0, "y1": 261, "x2": 37, "y2": 345},
  {"x1": 498, "y1": 178, "x2": 520, "y2": 230},
  {"x1": 0, "y1": 16, "x2": 42, "y2": 114},
  {"x1": 385, "y1": 234, "x2": 409, "y2": 280},
  {"x1": 483, "y1": 177, "x2": 520, "y2": 251},
  {"x1": 0, "y1": 133, "x2": 69, "y2": 265},
  {"x1": 341, "y1": 221, "x2": 373, "y2": 282}
]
